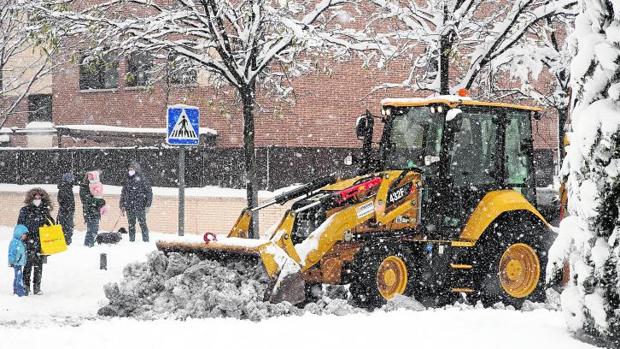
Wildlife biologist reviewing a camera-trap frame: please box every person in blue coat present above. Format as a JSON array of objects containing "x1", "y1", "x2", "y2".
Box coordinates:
[{"x1": 8, "y1": 224, "x2": 28, "y2": 297}]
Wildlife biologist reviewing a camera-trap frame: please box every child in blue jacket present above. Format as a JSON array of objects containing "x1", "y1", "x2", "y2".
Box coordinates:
[{"x1": 8, "y1": 224, "x2": 28, "y2": 296}]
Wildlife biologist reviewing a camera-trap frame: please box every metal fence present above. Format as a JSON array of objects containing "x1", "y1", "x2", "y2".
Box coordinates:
[
  {"x1": 0, "y1": 147, "x2": 360, "y2": 190},
  {"x1": 0, "y1": 147, "x2": 554, "y2": 190}
]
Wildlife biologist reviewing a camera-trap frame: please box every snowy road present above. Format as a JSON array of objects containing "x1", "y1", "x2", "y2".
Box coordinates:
[{"x1": 0, "y1": 227, "x2": 594, "y2": 349}]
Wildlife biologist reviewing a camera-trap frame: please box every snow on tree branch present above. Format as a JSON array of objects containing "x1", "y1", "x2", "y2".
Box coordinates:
[
  {"x1": 368, "y1": 0, "x2": 577, "y2": 95},
  {"x1": 35, "y1": 0, "x2": 374, "y2": 94}
]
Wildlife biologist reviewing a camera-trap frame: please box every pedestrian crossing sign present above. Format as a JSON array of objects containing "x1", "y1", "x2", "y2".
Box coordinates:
[{"x1": 166, "y1": 105, "x2": 200, "y2": 146}]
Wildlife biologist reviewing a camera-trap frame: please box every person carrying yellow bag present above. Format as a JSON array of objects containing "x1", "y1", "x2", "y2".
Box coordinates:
[{"x1": 17, "y1": 188, "x2": 55, "y2": 296}]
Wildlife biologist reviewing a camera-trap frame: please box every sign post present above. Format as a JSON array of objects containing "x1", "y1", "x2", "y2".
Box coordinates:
[
  {"x1": 166, "y1": 105, "x2": 200, "y2": 236},
  {"x1": 178, "y1": 146, "x2": 185, "y2": 236}
]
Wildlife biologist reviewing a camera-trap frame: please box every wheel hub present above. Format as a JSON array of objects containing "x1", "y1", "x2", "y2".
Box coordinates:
[
  {"x1": 505, "y1": 260, "x2": 523, "y2": 281},
  {"x1": 384, "y1": 269, "x2": 397, "y2": 287},
  {"x1": 376, "y1": 256, "x2": 408, "y2": 300},
  {"x1": 499, "y1": 243, "x2": 540, "y2": 299}
]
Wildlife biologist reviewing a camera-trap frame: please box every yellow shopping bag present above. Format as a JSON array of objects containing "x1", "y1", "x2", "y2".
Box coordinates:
[{"x1": 39, "y1": 220, "x2": 67, "y2": 255}]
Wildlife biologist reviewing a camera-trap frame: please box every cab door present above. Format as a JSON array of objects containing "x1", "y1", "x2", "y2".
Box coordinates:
[
  {"x1": 433, "y1": 108, "x2": 503, "y2": 238},
  {"x1": 504, "y1": 110, "x2": 536, "y2": 203}
]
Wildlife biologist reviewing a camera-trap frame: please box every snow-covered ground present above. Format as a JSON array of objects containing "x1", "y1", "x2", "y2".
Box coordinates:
[{"x1": 0, "y1": 226, "x2": 595, "y2": 349}]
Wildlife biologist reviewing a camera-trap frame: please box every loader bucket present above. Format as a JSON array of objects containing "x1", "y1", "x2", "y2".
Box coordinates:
[{"x1": 155, "y1": 238, "x2": 306, "y2": 305}]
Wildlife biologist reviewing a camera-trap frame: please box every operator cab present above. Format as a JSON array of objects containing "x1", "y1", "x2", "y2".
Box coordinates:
[{"x1": 361, "y1": 96, "x2": 541, "y2": 239}]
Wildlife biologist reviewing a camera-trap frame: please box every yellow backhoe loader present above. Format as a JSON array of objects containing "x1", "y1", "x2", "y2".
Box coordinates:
[{"x1": 157, "y1": 96, "x2": 554, "y2": 309}]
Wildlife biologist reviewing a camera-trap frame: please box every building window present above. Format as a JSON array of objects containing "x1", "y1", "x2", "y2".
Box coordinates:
[
  {"x1": 166, "y1": 53, "x2": 197, "y2": 86},
  {"x1": 79, "y1": 52, "x2": 119, "y2": 90},
  {"x1": 126, "y1": 52, "x2": 153, "y2": 87},
  {"x1": 28, "y1": 94, "x2": 53, "y2": 123}
]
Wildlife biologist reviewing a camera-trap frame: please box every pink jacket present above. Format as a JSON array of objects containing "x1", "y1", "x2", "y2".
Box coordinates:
[{"x1": 87, "y1": 171, "x2": 104, "y2": 199}]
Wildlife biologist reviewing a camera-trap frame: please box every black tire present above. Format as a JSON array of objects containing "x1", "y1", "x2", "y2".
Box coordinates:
[
  {"x1": 349, "y1": 242, "x2": 414, "y2": 310},
  {"x1": 475, "y1": 215, "x2": 548, "y2": 308}
]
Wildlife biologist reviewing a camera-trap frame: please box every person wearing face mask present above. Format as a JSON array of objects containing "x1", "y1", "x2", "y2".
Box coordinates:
[
  {"x1": 120, "y1": 161, "x2": 153, "y2": 242},
  {"x1": 17, "y1": 188, "x2": 54, "y2": 295}
]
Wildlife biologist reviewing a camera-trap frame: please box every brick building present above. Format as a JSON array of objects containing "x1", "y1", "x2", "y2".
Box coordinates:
[
  {"x1": 0, "y1": 5, "x2": 560, "y2": 188},
  {"x1": 43, "y1": 57, "x2": 558, "y2": 150}
]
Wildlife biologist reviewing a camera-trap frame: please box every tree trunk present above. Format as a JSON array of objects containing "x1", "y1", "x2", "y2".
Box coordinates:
[
  {"x1": 439, "y1": 4, "x2": 450, "y2": 95},
  {"x1": 557, "y1": 106, "x2": 568, "y2": 165},
  {"x1": 241, "y1": 83, "x2": 259, "y2": 238},
  {"x1": 439, "y1": 34, "x2": 450, "y2": 95}
]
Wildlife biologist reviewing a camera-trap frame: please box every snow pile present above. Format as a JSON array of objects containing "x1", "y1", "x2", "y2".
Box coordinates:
[
  {"x1": 98, "y1": 252, "x2": 370, "y2": 321},
  {"x1": 98, "y1": 251, "x2": 302, "y2": 321},
  {"x1": 380, "y1": 295, "x2": 426, "y2": 312}
]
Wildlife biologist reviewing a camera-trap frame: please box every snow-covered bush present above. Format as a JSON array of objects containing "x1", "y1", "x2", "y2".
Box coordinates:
[{"x1": 547, "y1": 1, "x2": 620, "y2": 346}]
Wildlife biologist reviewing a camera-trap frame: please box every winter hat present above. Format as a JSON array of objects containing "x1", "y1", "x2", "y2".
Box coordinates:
[
  {"x1": 13, "y1": 224, "x2": 28, "y2": 240},
  {"x1": 87, "y1": 170, "x2": 101, "y2": 183},
  {"x1": 129, "y1": 160, "x2": 141, "y2": 173},
  {"x1": 62, "y1": 172, "x2": 75, "y2": 183}
]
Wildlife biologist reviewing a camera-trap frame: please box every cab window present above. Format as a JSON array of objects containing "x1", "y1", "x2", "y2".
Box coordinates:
[
  {"x1": 448, "y1": 111, "x2": 500, "y2": 188},
  {"x1": 505, "y1": 111, "x2": 535, "y2": 201}
]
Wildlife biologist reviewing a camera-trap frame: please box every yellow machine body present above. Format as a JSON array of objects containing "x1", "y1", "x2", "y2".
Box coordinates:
[{"x1": 156, "y1": 97, "x2": 552, "y2": 306}]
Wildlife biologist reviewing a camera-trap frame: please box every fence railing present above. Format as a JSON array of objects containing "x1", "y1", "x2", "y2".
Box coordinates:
[{"x1": 0, "y1": 146, "x2": 361, "y2": 190}]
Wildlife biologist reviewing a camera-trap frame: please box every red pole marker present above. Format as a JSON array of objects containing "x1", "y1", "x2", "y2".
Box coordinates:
[{"x1": 203, "y1": 232, "x2": 217, "y2": 244}]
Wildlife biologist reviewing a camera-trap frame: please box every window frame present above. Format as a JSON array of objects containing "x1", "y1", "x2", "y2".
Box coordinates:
[
  {"x1": 125, "y1": 52, "x2": 153, "y2": 88},
  {"x1": 79, "y1": 51, "x2": 119, "y2": 91},
  {"x1": 445, "y1": 108, "x2": 503, "y2": 188},
  {"x1": 27, "y1": 94, "x2": 53, "y2": 123},
  {"x1": 503, "y1": 109, "x2": 537, "y2": 202}
]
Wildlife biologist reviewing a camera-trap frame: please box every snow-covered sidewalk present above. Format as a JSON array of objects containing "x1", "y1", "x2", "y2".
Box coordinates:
[
  {"x1": 0, "y1": 226, "x2": 164, "y2": 324},
  {"x1": 0, "y1": 226, "x2": 595, "y2": 349}
]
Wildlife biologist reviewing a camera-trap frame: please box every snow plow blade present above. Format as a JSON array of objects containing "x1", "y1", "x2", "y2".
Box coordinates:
[
  {"x1": 155, "y1": 240, "x2": 262, "y2": 259},
  {"x1": 267, "y1": 260, "x2": 305, "y2": 304}
]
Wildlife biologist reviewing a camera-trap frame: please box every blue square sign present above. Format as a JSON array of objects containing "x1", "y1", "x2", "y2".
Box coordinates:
[{"x1": 166, "y1": 105, "x2": 200, "y2": 146}]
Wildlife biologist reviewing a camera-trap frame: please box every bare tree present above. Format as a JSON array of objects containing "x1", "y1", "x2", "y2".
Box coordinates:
[
  {"x1": 369, "y1": 0, "x2": 576, "y2": 95},
  {"x1": 493, "y1": 16, "x2": 574, "y2": 163},
  {"x1": 0, "y1": 0, "x2": 55, "y2": 129},
  {"x1": 37, "y1": 0, "x2": 380, "y2": 237}
]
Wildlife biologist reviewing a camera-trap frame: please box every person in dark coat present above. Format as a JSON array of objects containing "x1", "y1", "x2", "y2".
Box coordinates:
[
  {"x1": 79, "y1": 172, "x2": 106, "y2": 247},
  {"x1": 120, "y1": 161, "x2": 153, "y2": 242},
  {"x1": 57, "y1": 173, "x2": 75, "y2": 245},
  {"x1": 17, "y1": 188, "x2": 54, "y2": 295}
]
